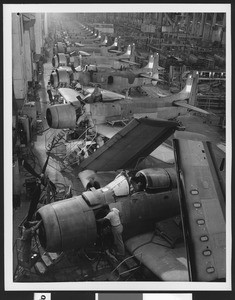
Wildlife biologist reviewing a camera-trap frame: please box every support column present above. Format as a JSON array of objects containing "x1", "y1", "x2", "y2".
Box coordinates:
[
  {"x1": 158, "y1": 13, "x2": 163, "y2": 26},
  {"x1": 44, "y1": 13, "x2": 48, "y2": 37},
  {"x1": 23, "y1": 30, "x2": 33, "y2": 82},
  {"x1": 34, "y1": 13, "x2": 43, "y2": 54},
  {"x1": 191, "y1": 13, "x2": 196, "y2": 35},
  {"x1": 199, "y1": 13, "x2": 206, "y2": 37},
  {"x1": 12, "y1": 13, "x2": 27, "y2": 100}
]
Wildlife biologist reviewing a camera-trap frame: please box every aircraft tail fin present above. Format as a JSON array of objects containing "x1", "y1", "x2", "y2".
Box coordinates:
[
  {"x1": 110, "y1": 37, "x2": 118, "y2": 48},
  {"x1": 142, "y1": 54, "x2": 154, "y2": 73},
  {"x1": 124, "y1": 44, "x2": 132, "y2": 57},
  {"x1": 151, "y1": 72, "x2": 160, "y2": 85},
  {"x1": 153, "y1": 53, "x2": 160, "y2": 73},
  {"x1": 100, "y1": 35, "x2": 108, "y2": 47},
  {"x1": 179, "y1": 74, "x2": 194, "y2": 96},
  {"x1": 95, "y1": 31, "x2": 101, "y2": 40},
  {"x1": 130, "y1": 43, "x2": 136, "y2": 62}
]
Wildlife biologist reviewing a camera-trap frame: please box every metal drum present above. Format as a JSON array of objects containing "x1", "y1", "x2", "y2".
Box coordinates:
[
  {"x1": 36, "y1": 196, "x2": 97, "y2": 252},
  {"x1": 46, "y1": 103, "x2": 77, "y2": 129}
]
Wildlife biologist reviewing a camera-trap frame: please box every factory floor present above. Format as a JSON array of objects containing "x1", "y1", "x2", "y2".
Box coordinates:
[{"x1": 12, "y1": 56, "x2": 226, "y2": 283}]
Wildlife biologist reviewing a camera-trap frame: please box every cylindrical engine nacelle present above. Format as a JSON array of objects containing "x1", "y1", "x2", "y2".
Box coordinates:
[
  {"x1": 52, "y1": 54, "x2": 69, "y2": 68},
  {"x1": 57, "y1": 53, "x2": 68, "y2": 66},
  {"x1": 135, "y1": 168, "x2": 177, "y2": 190},
  {"x1": 51, "y1": 68, "x2": 71, "y2": 88},
  {"x1": 57, "y1": 41, "x2": 66, "y2": 53},
  {"x1": 36, "y1": 196, "x2": 97, "y2": 252},
  {"x1": 46, "y1": 104, "x2": 77, "y2": 128},
  {"x1": 57, "y1": 68, "x2": 70, "y2": 87}
]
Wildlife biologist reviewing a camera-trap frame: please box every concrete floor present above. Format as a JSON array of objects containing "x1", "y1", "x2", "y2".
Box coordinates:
[{"x1": 12, "y1": 52, "x2": 226, "y2": 282}]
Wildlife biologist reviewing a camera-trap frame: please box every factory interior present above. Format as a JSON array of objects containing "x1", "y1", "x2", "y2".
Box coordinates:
[{"x1": 10, "y1": 10, "x2": 227, "y2": 284}]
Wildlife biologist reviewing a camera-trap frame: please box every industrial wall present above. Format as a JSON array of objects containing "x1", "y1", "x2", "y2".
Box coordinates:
[{"x1": 12, "y1": 12, "x2": 48, "y2": 102}]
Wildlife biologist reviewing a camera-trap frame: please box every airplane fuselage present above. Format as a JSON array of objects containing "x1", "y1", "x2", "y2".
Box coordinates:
[
  {"x1": 36, "y1": 170, "x2": 180, "y2": 252},
  {"x1": 87, "y1": 96, "x2": 187, "y2": 125}
]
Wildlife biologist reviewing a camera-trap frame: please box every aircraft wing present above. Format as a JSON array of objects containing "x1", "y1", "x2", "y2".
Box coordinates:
[
  {"x1": 75, "y1": 42, "x2": 85, "y2": 47},
  {"x1": 173, "y1": 131, "x2": 225, "y2": 281},
  {"x1": 78, "y1": 50, "x2": 91, "y2": 57},
  {"x1": 140, "y1": 85, "x2": 170, "y2": 98},
  {"x1": 108, "y1": 49, "x2": 123, "y2": 54},
  {"x1": 125, "y1": 230, "x2": 189, "y2": 281},
  {"x1": 96, "y1": 122, "x2": 175, "y2": 165},
  {"x1": 84, "y1": 87, "x2": 126, "y2": 101},
  {"x1": 96, "y1": 124, "x2": 120, "y2": 139},
  {"x1": 173, "y1": 101, "x2": 211, "y2": 115},
  {"x1": 78, "y1": 118, "x2": 178, "y2": 172},
  {"x1": 58, "y1": 88, "x2": 81, "y2": 108}
]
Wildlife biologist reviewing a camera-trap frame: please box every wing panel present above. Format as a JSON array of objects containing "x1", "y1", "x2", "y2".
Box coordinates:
[
  {"x1": 125, "y1": 232, "x2": 189, "y2": 281},
  {"x1": 78, "y1": 118, "x2": 178, "y2": 171},
  {"x1": 173, "y1": 132, "x2": 225, "y2": 281}
]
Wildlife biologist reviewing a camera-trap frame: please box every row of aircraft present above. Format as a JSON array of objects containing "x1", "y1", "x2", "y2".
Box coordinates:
[{"x1": 24, "y1": 22, "x2": 226, "y2": 282}]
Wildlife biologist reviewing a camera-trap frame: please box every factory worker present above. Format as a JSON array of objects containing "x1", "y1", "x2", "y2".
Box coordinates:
[
  {"x1": 46, "y1": 81, "x2": 53, "y2": 104},
  {"x1": 98, "y1": 204, "x2": 125, "y2": 259}
]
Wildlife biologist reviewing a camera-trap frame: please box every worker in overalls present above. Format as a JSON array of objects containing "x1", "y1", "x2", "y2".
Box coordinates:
[{"x1": 97, "y1": 204, "x2": 125, "y2": 259}]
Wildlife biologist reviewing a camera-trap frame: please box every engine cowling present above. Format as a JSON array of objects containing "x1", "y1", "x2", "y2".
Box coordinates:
[
  {"x1": 46, "y1": 104, "x2": 77, "y2": 129},
  {"x1": 50, "y1": 68, "x2": 71, "y2": 88},
  {"x1": 36, "y1": 196, "x2": 97, "y2": 252}
]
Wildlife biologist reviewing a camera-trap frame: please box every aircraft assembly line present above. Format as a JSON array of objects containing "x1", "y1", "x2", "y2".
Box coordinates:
[{"x1": 11, "y1": 10, "x2": 227, "y2": 285}]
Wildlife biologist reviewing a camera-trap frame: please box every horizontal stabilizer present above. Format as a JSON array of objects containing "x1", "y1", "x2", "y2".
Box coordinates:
[
  {"x1": 78, "y1": 118, "x2": 178, "y2": 171},
  {"x1": 78, "y1": 50, "x2": 91, "y2": 57},
  {"x1": 138, "y1": 73, "x2": 164, "y2": 81},
  {"x1": 120, "y1": 59, "x2": 141, "y2": 66},
  {"x1": 75, "y1": 42, "x2": 85, "y2": 47},
  {"x1": 108, "y1": 49, "x2": 123, "y2": 54},
  {"x1": 174, "y1": 101, "x2": 211, "y2": 115}
]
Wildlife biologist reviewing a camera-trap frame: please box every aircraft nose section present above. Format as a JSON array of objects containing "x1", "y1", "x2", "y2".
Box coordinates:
[
  {"x1": 46, "y1": 104, "x2": 77, "y2": 129},
  {"x1": 36, "y1": 196, "x2": 97, "y2": 252}
]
